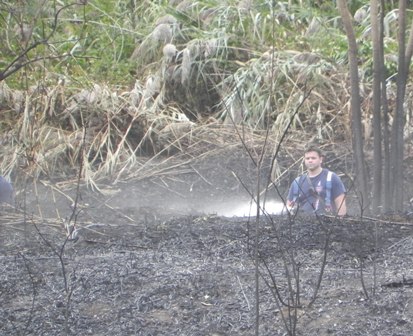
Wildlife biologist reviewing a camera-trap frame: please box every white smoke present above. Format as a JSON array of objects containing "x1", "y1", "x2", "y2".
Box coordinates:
[{"x1": 215, "y1": 200, "x2": 287, "y2": 217}]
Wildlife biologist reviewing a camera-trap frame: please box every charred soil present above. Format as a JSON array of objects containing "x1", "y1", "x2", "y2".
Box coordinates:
[{"x1": 1, "y1": 145, "x2": 413, "y2": 336}]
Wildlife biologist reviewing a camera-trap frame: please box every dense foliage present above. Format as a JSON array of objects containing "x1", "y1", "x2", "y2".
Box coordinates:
[{"x1": 1, "y1": 1, "x2": 404, "y2": 88}]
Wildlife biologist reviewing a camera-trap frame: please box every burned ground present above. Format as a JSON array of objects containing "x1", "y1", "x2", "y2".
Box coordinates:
[{"x1": 1, "y1": 145, "x2": 413, "y2": 336}]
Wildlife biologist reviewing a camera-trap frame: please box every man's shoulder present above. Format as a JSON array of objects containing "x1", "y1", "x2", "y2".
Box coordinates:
[
  {"x1": 322, "y1": 169, "x2": 340, "y2": 178},
  {"x1": 325, "y1": 170, "x2": 346, "y2": 190},
  {"x1": 295, "y1": 173, "x2": 306, "y2": 184}
]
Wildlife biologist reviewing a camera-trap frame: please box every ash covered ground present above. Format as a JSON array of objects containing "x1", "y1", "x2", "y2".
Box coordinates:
[{"x1": 1, "y1": 147, "x2": 413, "y2": 336}]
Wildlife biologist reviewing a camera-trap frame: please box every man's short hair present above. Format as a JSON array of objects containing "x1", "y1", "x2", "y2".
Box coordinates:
[{"x1": 304, "y1": 144, "x2": 324, "y2": 157}]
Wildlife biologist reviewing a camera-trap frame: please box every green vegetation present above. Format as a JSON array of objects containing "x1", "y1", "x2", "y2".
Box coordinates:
[
  {"x1": 0, "y1": 1, "x2": 356, "y2": 87},
  {"x1": 1, "y1": 1, "x2": 407, "y2": 87}
]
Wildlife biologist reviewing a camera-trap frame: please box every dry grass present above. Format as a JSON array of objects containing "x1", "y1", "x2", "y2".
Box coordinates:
[{"x1": 0, "y1": 75, "x2": 305, "y2": 186}]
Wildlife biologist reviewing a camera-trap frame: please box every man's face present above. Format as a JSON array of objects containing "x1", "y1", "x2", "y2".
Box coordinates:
[{"x1": 304, "y1": 151, "x2": 323, "y2": 171}]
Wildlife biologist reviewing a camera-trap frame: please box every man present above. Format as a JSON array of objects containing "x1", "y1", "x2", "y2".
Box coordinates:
[
  {"x1": 0, "y1": 176, "x2": 14, "y2": 205},
  {"x1": 287, "y1": 145, "x2": 347, "y2": 216}
]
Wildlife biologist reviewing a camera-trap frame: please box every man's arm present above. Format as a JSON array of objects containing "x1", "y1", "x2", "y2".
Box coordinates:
[
  {"x1": 334, "y1": 193, "x2": 347, "y2": 216},
  {"x1": 286, "y1": 182, "x2": 295, "y2": 208}
]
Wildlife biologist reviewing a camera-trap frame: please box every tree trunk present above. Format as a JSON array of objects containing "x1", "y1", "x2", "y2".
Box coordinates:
[
  {"x1": 381, "y1": 0, "x2": 392, "y2": 213},
  {"x1": 370, "y1": 0, "x2": 383, "y2": 213},
  {"x1": 337, "y1": 0, "x2": 369, "y2": 212},
  {"x1": 391, "y1": 0, "x2": 408, "y2": 212}
]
